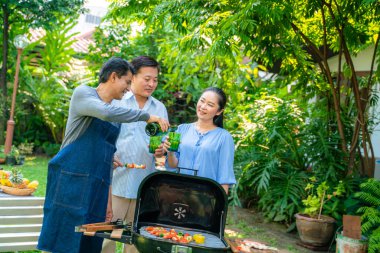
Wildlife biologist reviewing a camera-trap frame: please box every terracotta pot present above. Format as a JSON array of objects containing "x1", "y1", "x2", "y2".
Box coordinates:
[{"x1": 295, "y1": 213, "x2": 336, "y2": 246}]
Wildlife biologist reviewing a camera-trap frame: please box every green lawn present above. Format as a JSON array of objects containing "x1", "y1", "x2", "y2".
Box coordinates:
[
  {"x1": 1, "y1": 156, "x2": 127, "y2": 253},
  {"x1": 1, "y1": 156, "x2": 49, "y2": 197}
]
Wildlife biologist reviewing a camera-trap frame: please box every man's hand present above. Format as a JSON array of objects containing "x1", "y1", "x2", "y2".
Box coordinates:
[
  {"x1": 161, "y1": 135, "x2": 171, "y2": 153},
  {"x1": 106, "y1": 204, "x2": 113, "y2": 222},
  {"x1": 147, "y1": 115, "x2": 170, "y2": 132},
  {"x1": 106, "y1": 187, "x2": 113, "y2": 222},
  {"x1": 113, "y1": 155, "x2": 123, "y2": 169},
  {"x1": 154, "y1": 143, "x2": 166, "y2": 158}
]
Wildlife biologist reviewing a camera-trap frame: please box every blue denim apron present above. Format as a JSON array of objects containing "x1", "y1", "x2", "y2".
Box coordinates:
[{"x1": 37, "y1": 118, "x2": 120, "y2": 253}]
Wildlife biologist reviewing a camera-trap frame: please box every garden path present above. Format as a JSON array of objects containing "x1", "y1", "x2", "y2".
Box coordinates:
[{"x1": 226, "y1": 206, "x2": 331, "y2": 253}]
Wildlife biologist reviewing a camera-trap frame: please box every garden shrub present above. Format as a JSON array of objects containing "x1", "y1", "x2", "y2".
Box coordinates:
[
  {"x1": 355, "y1": 179, "x2": 380, "y2": 253},
  {"x1": 231, "y1": 93, "x2": 309, "y2": 224}
]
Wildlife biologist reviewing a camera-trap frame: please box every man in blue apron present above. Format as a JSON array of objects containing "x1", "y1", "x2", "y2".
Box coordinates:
[{"x1": 37, "y1": 57, "x2": 169, "y2": 253}]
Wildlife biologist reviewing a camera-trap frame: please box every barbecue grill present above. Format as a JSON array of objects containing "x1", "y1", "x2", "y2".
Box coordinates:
[{"x1": 77, "y1": 170, "x2": 232, "y2": 253}]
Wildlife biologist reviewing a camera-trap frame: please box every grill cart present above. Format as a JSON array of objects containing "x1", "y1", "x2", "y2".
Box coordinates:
[{"x1": 77, "y1": 170, "x2": 232, "y2": 253}]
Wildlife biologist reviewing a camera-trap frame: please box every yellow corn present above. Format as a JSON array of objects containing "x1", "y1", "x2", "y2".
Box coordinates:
[{"x1": 193, "y1": 234, "x2": 205, "y2": 244}]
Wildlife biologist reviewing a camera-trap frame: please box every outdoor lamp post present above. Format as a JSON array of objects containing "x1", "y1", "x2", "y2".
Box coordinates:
[{"x1": 4, "y1": 34, "x2": 29, "y2": 155}]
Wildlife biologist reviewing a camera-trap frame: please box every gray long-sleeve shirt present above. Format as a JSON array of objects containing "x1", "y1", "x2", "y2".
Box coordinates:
[{"x1": 61, "y1": 85, "x2": 150, "y2": 149}]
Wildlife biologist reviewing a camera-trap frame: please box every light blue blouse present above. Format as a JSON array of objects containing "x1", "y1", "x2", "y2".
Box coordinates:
[{"x1": 166, "y1": 123, "x2": 236, "y2": 185}]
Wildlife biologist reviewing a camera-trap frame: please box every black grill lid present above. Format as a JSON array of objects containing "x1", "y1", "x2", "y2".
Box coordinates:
[{"x1": 134, "y1": 171, "x2": 228, "y2": 235}]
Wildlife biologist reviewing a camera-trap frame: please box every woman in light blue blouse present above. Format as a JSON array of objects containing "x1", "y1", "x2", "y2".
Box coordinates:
[{"x1": 164, "y1": 87, "x2": 236, "y2": 193}]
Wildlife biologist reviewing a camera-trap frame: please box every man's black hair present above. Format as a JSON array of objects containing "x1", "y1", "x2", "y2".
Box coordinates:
[
  {"x1": 131, "y1": 56, "x2": 160, "y2": 73},
  {"x1": 99, "y1": 57, "x2": 135, "y2": 83}
]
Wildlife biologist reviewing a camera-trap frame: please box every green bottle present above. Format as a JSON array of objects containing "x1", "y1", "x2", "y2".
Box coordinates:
[
  {"x1": 145, "y1": 123, "x2": 177, "y2": 136},
  {"x1": 145, "y1": 123, "x2": 162, "y2": 136}
]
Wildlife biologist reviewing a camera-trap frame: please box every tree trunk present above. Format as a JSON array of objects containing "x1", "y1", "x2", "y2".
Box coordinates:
[
  {"x1": 0, "y1": 3, "x2": 9, "y2": 144},
  {"x1": 290, "y1": 22, "x2": 348, "y2": 155}
]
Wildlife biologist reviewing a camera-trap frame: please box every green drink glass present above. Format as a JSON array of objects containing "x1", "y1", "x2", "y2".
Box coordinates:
[
  {"x1": 149, "y1": 136, "x2": 162, "y2": 154},
  {"x1": 168, "y1": 132, "x2": 181, "y2": 152}
]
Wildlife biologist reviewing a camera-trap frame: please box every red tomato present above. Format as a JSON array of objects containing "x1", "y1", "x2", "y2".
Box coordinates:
[
  {"x1": 163, "y1": 233, "x2": 173, "y2": 239},
  {"x1": 179, "y1": 238, "x2": 189, "y2": 244}
]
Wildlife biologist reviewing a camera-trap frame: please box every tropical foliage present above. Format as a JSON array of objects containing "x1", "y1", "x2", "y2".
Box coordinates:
[
  {"x1": 0, "y1": 0, "x2": 85, "y2": 143},
  {"x1": 106, "y1": 0, "x2": 380, "y2": 171},
  {"x1": 233, "y1": 93, "x2": 308, "y2": 223},
  {"x1": 302, "y1": 178, "x2": 346, "y2": 219},
  {"x1": 355, "y1": 179, "x2": 380, "y2": 253},
  {"x1": 21, "y1": 19, "x2": 78, "y2": 143},
  {"x1": 101, "y1": 0, "x2": 380, "y2": 224},
  {"x1": 0, "y1": 0, "x2": 378, "y2": 229}
]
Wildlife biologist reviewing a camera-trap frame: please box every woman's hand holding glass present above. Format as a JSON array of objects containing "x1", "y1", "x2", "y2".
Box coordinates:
[
  {"x1": 162, "y1": 133, "x2": 180, "y2": 153},
  {"x1": 162, "y1": 136, "x2": 179, "y2": 168}
]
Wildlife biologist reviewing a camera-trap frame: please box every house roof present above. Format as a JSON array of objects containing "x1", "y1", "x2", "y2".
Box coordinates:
[
  {"x1": 29, "y1": 28, "x2": 94, "y2": 54},
  {"x1": 27, "y1": 29, "x2": 95, "y2": 81}
]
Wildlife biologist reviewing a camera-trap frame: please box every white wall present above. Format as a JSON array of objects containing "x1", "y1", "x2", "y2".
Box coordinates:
[
  {"x1": 371, "y1": 83, "x2": 380, "y2": 179},
  {"x1": 327, "y1": 45, "x2": 378, "y2": 72},
  {"x1": 70, "y1": 0, "x2": 109, "y2": 35}
]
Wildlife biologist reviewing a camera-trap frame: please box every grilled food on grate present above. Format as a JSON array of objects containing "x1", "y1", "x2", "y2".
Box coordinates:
[{"x1": 145, "y1": 226, "x2": 205, "y2": 244}]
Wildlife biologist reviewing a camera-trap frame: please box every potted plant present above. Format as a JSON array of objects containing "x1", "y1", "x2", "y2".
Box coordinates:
[
  {"x1": 17, "y1": 142, "x2": 34, "y2": 165},
  {"x1": 0, "y1": 145, "x2": 5, "y2": 164},
  {"x1": 5, "y1": 146, "x2": 19, "y2": 166},
  {"x1": 295, "y1": 177, "x2": 345, "y2": 247}
]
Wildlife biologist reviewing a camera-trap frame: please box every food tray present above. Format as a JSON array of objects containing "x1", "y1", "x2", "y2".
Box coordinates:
[{"x1": 0, "y1": 185, "x2": 35, "y2": 196}]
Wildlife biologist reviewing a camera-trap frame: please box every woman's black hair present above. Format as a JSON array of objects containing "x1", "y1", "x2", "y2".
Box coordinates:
[
  {"x1": 202, "y1": 87, "x2": 227, "y2": 128},
  {"x1": 99, "y1": 57, "x2": 135, "y2": 83}
]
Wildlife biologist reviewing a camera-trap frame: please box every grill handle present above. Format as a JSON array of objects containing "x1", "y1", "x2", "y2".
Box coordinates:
[
  {"x1": 176, "y1": 167, "x2": 198, "y2": 176},
  {"x1": 158, "y1": 245, "x2": 192, "y2": 253},
  {"x1": 157, "y1": 246, "x2": 169, "y2": 253}
]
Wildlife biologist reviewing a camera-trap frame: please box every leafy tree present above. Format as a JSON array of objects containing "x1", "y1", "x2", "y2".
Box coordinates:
[
  {"x1": 107, "y1": 0, "x2": 380, "y2": 176},
  {"x1": 86, "y1": 14, "x2": 239, "y2": 124},
  {"x1": 103, "y1": 0, "x2": 380, "y2": 223},
  {"x1": 0, "y1": 0, "x2": 85, "y2": 143}
]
